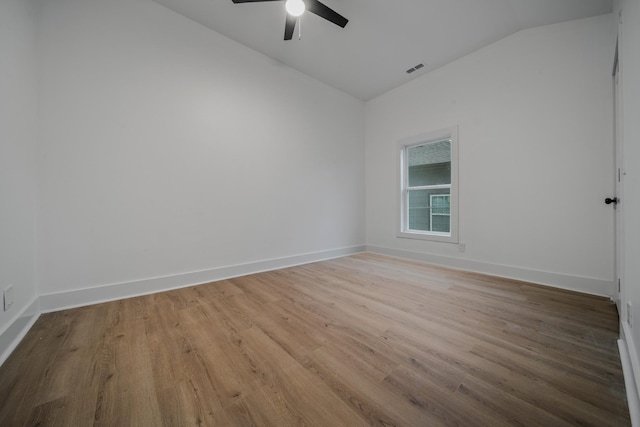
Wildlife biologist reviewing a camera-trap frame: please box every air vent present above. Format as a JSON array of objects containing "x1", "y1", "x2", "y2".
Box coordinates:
[{"x1": 406, "y1": 63, "x2": 425, "y2": 74}]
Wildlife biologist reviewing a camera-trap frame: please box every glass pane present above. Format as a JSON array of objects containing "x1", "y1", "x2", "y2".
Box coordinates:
[
  {"x1": 408, "y1": 190, "x2": 429, "y2": 231},
  {"x1": 407, "y1": 140, "x2": 451, "y2": 187},
  {"x1": 408, "y1": 189, "x2": 450, "y2": 233},
  {"x1": 431, "y1": 214, "x2": 450, "y2": 233},
  {"x1": 430, "y1": 194, "x2": 451, "y2": 233},
  {"x1": 430, "y1": 195, "x2": 451, "y2": 214}
]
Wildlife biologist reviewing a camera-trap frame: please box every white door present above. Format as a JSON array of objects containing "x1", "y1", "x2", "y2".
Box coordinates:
[{"x1": 612, "y1": 42, "x2": 624, "y2": 314}]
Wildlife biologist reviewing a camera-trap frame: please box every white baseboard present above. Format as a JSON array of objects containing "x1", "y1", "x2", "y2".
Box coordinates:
[
  {"x1": 0, "y1": 297, "x2": 40, "y2": 367},
  {"x1": 620, "y1": 322, "x2": 640, "y2": 426},
  {"x1": 39, "y1": 245, "x2": 366, "y2": 313},
  {"x1": 366, "y1": 245, "x2": 614, "y2": 297}
]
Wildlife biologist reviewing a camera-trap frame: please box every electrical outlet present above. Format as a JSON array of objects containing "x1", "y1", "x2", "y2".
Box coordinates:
[
  {"x1": 3, "y1": 285, "x2": 14, "y2": 312},
  {"x1": 628, "y1": 302, "x2": 633, "y2": 326},
  {"x1": 458, "y1": 243, "x2": 465, "y2": 253}
]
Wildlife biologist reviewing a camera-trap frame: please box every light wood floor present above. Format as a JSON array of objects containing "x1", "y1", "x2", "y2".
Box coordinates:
[{"x1": 0, "y1": 253, "x2": 630, "y2": 426}]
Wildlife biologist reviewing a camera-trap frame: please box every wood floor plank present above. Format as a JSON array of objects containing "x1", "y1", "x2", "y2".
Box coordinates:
[
  {"x1": 382, "y1": 365, "x2": 518, "y2": 427},
  {"x1": 155, "y1": 381, "x2": 233, "y2": 426},
  {"x1": 94, "y1": 318, "x2": 163, "y2": 427},
  {"x1": 0, "y1": 253, "x2": 630, "y2": 426},
  {"x1": 225, "y1": 363, "x2": 370, "y2": 427},
  {"x1": 300, "y1": 345, "x2": 453, "y2": 426},
  {"x1": 0, "y1": 312, "x2": 75, "y2": 426}
]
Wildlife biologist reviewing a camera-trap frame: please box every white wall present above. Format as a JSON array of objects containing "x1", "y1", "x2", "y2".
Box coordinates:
[
  {"x1": 36, "y1": 0, "x2": 365, "y2": 300},
  {"x1": 365, "y1": 14, "x2": 616, "y2": 296},
  {"x1": 613, "y1": 0, "x2": 640, "y2": 420},
  {"x1": 0, "y1": 0, "x2": 39, "y2": 357}
]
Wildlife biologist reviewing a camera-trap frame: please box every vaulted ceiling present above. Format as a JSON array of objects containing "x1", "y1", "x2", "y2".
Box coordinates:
[{"x1": 152, "y1": 0, "x2": 613, "y2": 100}]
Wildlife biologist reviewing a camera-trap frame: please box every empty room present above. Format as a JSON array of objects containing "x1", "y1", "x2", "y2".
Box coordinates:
[{"x1": 1, "y1": 0, "x2": 640, "y2": 425}]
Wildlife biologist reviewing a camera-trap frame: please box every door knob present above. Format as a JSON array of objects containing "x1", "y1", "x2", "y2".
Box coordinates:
[{"x1": 605, "y1": 197, "x2": 618, "y2": 205}]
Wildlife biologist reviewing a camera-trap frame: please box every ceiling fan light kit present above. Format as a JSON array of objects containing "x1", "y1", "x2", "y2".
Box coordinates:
[
  {"x1": 285, "y1": 0, "x2": 305, "y2": 17},
  {"x1": 231, "y1": 0, "x2": 348, "y2": 40}
]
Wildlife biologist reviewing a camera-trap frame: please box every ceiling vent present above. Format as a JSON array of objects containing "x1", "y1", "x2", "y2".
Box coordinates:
[{"x1": 406, "y1": 63, "x2": 425, "y2": 74}]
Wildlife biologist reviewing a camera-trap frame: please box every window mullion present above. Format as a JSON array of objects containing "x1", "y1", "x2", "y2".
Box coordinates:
[{"x1": 407, "y1": 184, "x2": 451, "y2": 191}]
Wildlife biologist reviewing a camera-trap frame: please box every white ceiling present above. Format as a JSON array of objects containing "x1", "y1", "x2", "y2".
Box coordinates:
[{"x1": 151, "y1": 0, "x2": 612, "y2": 100}]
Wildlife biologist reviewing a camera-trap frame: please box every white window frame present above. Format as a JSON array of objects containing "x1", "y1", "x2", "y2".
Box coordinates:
[{"x1": 397, "y1": 126, "x2": 459, "y2": 243}]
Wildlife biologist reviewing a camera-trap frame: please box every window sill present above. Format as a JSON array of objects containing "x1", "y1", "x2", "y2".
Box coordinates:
[{"x1": 397, "y1": 230, "x2": 458, "y2": 244}]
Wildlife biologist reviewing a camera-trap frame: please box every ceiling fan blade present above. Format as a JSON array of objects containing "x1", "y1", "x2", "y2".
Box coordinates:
[
  {"x1": 305, "y1": 0, "x2": 348, "y2": 28},
  {"x1": 284, "y1": 14, "x2": 296, "y2": 40},
  {"x1": 231, "y1": 0, "x2": 281, "y2": 3}
]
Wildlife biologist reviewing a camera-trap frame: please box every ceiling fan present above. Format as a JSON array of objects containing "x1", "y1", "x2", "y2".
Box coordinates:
[{"x1": 231, "y1": 0, "x2": 349, "y2": 40}]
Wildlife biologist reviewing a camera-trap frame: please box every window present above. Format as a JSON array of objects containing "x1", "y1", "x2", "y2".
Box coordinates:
[{"x1": 398, "y1": 127, "x2": 458, "y2": 243}]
